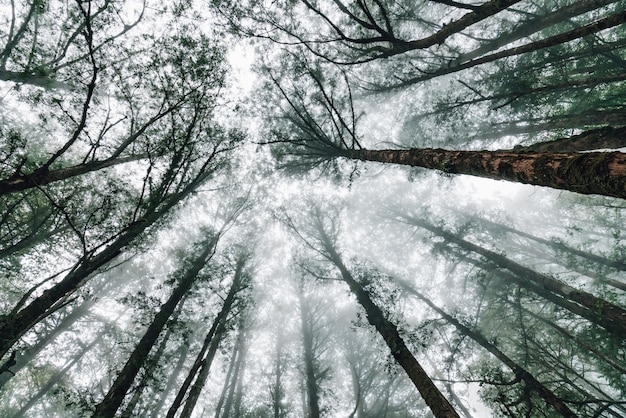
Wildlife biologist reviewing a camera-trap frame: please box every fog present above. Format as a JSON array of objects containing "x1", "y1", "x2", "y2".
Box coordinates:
[{"x1": 0, "y1": 1, "x2": 625, "y2": 417}]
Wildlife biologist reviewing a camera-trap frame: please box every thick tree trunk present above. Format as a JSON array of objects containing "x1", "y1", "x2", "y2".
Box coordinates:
[
  {"x1": 401, "y1": 283, "x2": 577, "y2": 417},
  {"x1": 92, "y1": 237, "x2": 218, "y2": 418},
  {"x1": 317, "y1": 231, "x2": 459, "y2": 418},
  {"x1": 405, "y1": 217, "x2": 626, "y2": 335},
  {"x1": 349, "y1": 147, "x2": 626, "y2": 199},
  {"x1": 0, "y1": 155, "x2": 144, "y2": 197},
  {"x1": 220, "y1": 326, "x2": 246, "y2": 418}
]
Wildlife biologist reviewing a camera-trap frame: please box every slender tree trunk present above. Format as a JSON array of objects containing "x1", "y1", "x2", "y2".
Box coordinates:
[
  {"x1": 347, "y1": 145, "x2": 626, "y2": 199},
  {"x1": 398, "y1": 280, "x2": 577, "y2": 417},
  {"x1": 386, "y1": 10, "x2": 626, "y2": 89},
  {"x1": 522, "y1": 307, "x2": 626, "y2": 375},
  {"x1": 403, "y1": 216, "x2": 626, "y2": 335},
  {"x1": 119, "y1": 304, "x2": 182, "y2": 418},
  {"x1": 215, "y1": 337, "x2": 240, "y2": 418},
  {"x1": 297, "y1": 286, "x2": 322, "y2": 418},
  {"x1": 0, "y1": 172, "x2": 207, "y2": 361},
  {"x1": 220, "y1": 326, "x2": 246, "y2": 418},
  {"x1": 474, "y1": 212, "x2": 626, "y2": 276},
  {"x1": 317, "y1": 229, "x2": 459, "y2": 418},
  {"x1": 92, "y1": 236, "x2": 218, "y2": 418},
  {"x1": 0, "y1": 155, "x2": 145, "y2": 197},
  {"x1": 167, "y1": 258, "x2": 248, "y2": 418},
  {"x1": 0, "y1": 299, "x2": 94, "y2": 389},
  {"x1": 453, "y1": 0, "x2": 621, "y2": 65}
]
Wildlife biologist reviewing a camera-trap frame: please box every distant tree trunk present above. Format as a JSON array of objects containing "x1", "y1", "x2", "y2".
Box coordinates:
[
  {"x1": 453, "y1": 0, "x2": 622, "y2": 65},
  {"x1": 270, "y1": 330, "x2": 286, "y2": 418},
  {"x1": 296, "y1": 284, "x2": 322, "y2": 418},
  {"x1": 167, "y1": 256, "x2": 249, "y2": 418},
  {"x1": 92, "y1": 236, "x2": 219, "y2": 418},
  {"x1": 401, "y1": 215, "x2": 626, "y2": 335},
  {"x1": 315, "y1": 227, "x2": 460, "y2": 418},
  {"x1": 215, "y1": 336, "x2": 241, "y2": 418},
  {"x1": 220, "y1": 325, "x2": 247, "y2": 418},
  {"x1": 347, "y1": 146, "x2": 626, "y2": 199},
  {"x1": 398, "y1": 281, "x2": 577, "y2": 418},
  {"x1": 150, "y1": 344, "x2": 190, "y2": 418},
  {"x1": 0, "y1": 297, "x2": 101, "y2": 389},
  {"x1": 385, "y1": 10, "x2": 626, "y2": 89},
  {"x1": 521, "y1": 307, "x2": 626, "y2": 375},
  {"x1": 10, "y1": 330, "x2": 104, "y2": 418}
]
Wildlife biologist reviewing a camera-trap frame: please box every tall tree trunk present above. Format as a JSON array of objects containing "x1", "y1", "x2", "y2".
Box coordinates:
[
  {"x1": 385, "y1": 10, "x2": 626, "y2": 89},
  {"x1": 512, "y1": 126, "x2": 626, "y2": 155},
  {"x1": 474, "y1": 212, "x2": 626, "y2": 276},
  {"x1": 316, "y1": 228, "x2": 459, "y2": 418},
  {"x1": 0, "y1": 169, "x2": 209, "y2": 361},
  {"x1": 214, "y1": 337, "x2": 241, "y2": 418},
  {"x1": 398, "y1": 280, "x2": 577, "y2": 417},
  {"x1": 401, "y1": 215, "x2": 626, "y2": 335},
  {"x1": 453, "y1": 0, "x2": 621, "y2": 65},
  {"x1": 167, "y1": 257, "x2": 248, "y2": 418},
  {"x1": 296, "y1": 285, "x2": 322, "y2": 418},
  {"x1": 149, "y1": 344, "x2": 190, "y2": 418},
  {"x1": 92, "y1": 236, "x2": 219, "y2": 418},
  {"x1": 119, "y1": 303, "x2": 182, "y2": 418},
  {"x1": 347, "y1": 146, "x2": 626, "y2": 199},
  {"x1": 220, "y1": 326, "x2": 246, "y2": 418}
]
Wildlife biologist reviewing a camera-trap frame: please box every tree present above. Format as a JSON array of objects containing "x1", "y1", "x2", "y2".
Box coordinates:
[
  {"x1": 265, "y1": 60, "x2": 626, "y2": 199},
  {"x1": 284, "y1": 205, "x2": 460, "y2": 418}
]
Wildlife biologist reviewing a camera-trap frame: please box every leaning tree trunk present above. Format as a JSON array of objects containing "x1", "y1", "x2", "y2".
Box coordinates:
[
  {"x1": 92, "y1": 236, "x2": 219, "y2": 418},
  {"x1": 150, "y1": 344, "x2": 190, "y2": 418},
  {"x1": 403, "y1": 216, "x2": 626, "y2": 336},
  {"x1": 400, "y1": 281, "x2": 577, "y2": 418},
  {"x1": 347, "y1": 146, "x2": 626, "y2": 199},
  {"x1": 317, "y1": 230, "x2": 460, "y2": 418},
  {"x1": 167, "y1": 257, "x2": 248, "y2": 418}
]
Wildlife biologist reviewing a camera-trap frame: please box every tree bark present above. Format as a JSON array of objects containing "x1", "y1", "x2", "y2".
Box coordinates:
[
  {"x1": 297, "y1": 285, "x2": 322, "y2": 418},
  {"x1": 167, "y1": 257, "x2": 248, "y2": 418},
  {"x1": 149, "y1": 344, "x2": 190, "y2": 418},
  {"x1": 348, "y1": 147, "x2": 626, "y2": 199},
  {"x1": 0, "y1": 166, "x2": 210, "y2": 361},
  {"x1": 513, "y1": 126, "x2": 626, "y2": 154}
]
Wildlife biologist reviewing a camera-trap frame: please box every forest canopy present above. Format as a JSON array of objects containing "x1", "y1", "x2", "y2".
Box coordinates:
[{"x1": 0, "y1": 1, "x2": 625, "y2": 417}]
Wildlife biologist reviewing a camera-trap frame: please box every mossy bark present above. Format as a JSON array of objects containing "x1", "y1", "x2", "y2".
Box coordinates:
[{"x1": 348, "y1": 148, "x2": 626, "y2": 199}]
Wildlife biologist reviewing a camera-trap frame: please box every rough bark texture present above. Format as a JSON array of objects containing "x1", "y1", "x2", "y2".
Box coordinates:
[
  {"x1": 349, "y1": 148, "x2": 626, "y2": 199},
  {"x1": 402, "y1": 283, "x2": 577, "y2": 418},
  {"x1": 318, "y1": 231, "x2": 459, "y2": 418}
]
